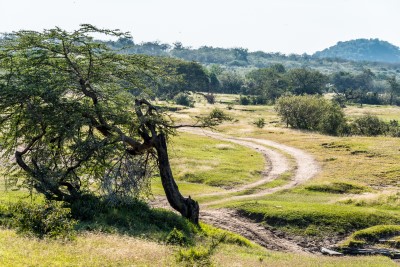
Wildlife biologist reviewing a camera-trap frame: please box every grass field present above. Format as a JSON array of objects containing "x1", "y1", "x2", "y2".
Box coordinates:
[{"x1": 1, "y1": 95, "x2": 400, "y2": 266}]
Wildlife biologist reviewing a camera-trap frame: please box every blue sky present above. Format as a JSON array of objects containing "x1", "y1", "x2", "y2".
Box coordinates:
[{"x1": 1, "y1": 0, "x2": 399, "y2": 54}]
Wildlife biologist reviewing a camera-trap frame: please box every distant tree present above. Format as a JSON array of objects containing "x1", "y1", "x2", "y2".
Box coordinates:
[
  {"x1": 156, "y1": 59, "x2": 210, "y2": 98},
  {"x1": 218, "y1": 71, "x2": 245, "y2": 94},
  {"x1": 244, "y1": 67, "x2": 288, "y2": 103},
  {"x1": 117, "y1": 36, "x2": 134, "y2": 46},
  {"x1": 287, "y1": 68, "x2": 327, "y2": 95},
  {"x1": 387, "y1": 76, "x2": 400, "y2": 105},
  {"x1": 331, "y1": 69, "x2": 376, "y2": 105},
  {"x1": 233, "y1": 47, "x2": 248, "y2": 62}
]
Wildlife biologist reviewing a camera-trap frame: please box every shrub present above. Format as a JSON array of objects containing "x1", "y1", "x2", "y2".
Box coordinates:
[
  {"x1": 166, "y1": 227, "x2": 189, "y2": 246},
  {"x1": 350, "y1": 114, "x2": 388, "y2": 136},
  {"x1": 239, "y1": 95, "x2": 251, "y2": 105},
  {"x1": 253, "y1": 118, "x2": 266, "y2": 128},
  {"x1": 10, "y1": 201, "x2": 76, "y2": 240},
  {"x1": 388, "y1": 120, "x2": 400, "y2": 137},
  {"x1": 174, "y1": 93, "x2": 195, "y2": 107},
  {"x1": 275, "y1": 95, "x2": 347, "y2": 135}
]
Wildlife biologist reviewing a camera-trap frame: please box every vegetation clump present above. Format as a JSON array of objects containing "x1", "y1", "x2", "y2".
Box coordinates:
[
  {"x1": 305, "y1": 182, "x2": 368, "y2": 194},
  {"x1": 9, "y1": 201, "x2": 76, "y2": 240},
  {"x1": 174, "y1": 92, "x2": 195, "y2": 107},
  {"x1": 275, "y1": 95, "x2": 347, "y2": 135}
]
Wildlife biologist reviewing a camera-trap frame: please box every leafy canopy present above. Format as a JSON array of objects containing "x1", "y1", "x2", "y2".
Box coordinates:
[{"x1": 0, "y1": 25, "x2": 169, "y2": 203}]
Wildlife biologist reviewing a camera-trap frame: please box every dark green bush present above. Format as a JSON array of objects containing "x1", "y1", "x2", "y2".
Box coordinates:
[
  {"x1": 275, "y1": 95, "x2": 347, "y2": 135},
  {"x1": 10, "y1": 201, "x2": 76, "y2": 240},
  {"x1": 350, "y1": 114, "x2": 388, "y2": 136},
  {"x1": 253, "y1": 118, "x2": 266, "y2": 128},
  {"x1": 239, "y1": 95, "x2": 251, "y2": 105},
  {"x1": 166, "y1": 227, "x2": 188, "y2": 246},
  {"x1": 174, "y1": 93, "x2": 195, "y2": 107}
]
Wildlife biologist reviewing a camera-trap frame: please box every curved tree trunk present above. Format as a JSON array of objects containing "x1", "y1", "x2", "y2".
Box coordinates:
[{"x1": 154, "y1": 133, "x2": 199, "y2": 224}]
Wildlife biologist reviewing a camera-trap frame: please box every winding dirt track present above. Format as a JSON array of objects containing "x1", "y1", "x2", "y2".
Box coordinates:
[
  {"x1": 152, "y1": 128, "x2": 320, "y2": 253},
  {"x1": 181, "y1": 128, "x2": 320, "y2": 203}
]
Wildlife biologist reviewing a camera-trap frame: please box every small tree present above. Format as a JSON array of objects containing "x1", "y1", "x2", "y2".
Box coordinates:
[{"x1": 0, "y1": 25, "x2": 226, "y2": 223}]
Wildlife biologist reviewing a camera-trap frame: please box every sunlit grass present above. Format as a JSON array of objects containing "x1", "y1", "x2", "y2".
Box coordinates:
[{"x1": 167, "y1": 132, "x2": 265, "y2": 188}]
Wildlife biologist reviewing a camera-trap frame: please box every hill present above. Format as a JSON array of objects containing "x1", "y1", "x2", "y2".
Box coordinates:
[{"x1": 314, "y1": 39, "x2": 400, "y2": 63}]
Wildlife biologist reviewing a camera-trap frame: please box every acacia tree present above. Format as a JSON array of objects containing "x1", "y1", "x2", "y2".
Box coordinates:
[{"x1": 0, "y1": 25, "x2": 223, "y2": 223}]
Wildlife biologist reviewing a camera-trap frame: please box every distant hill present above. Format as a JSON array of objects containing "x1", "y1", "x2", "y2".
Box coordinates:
[{"x1": 313, "y1": 39, "x2": 400, "y2": 63}]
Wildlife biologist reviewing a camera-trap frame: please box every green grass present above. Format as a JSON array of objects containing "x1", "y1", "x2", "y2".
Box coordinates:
[
  {"x1": 305, "y1": 182, "x2": 369, "y2": 194},
  {"x1": 340, "y1": 225, "x2": 400, "y2": 248},
  {"x1": 168, "y1": 132, "x2": 265, "y2": 188},
  {"x1": 339, "y1": 192, "x2": 400, "y2": 211},
  {"x1": 228, "y1": 200, "x2": 400, "y2": 237}
]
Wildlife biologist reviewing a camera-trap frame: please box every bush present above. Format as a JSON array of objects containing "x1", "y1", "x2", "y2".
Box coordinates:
[
  {"x1": 239, "y1": 95, "x2": 251, "y2": 105},
  {"x1": 174, "y1": 93, "x2": 195, "y2": 107},
  {"x1": 253, "y1": 118, "x2": 266, "y2": 128},
  {"x1": 166, "y1": 227, "x2": 188, "y2": 246},
  {"x1": 350, "y1": 114, "x2": 388, "y2": 136},
  {"x1": 10, "y1": 201, "x2": 76, "y2": 240},
  {"x1": 275, "y1": 95, "x2": 347, "y2": 135}
]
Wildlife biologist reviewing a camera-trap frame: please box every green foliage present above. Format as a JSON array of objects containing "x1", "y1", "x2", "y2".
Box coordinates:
[
  {"x1": 305, "y1": 182, "x2": 368, "y2": 194},
  {"x1": 244, "y1": 67, "x2": 288, "y2": 103},
  {"x1": 199, "y1": 223, "x2": 252, "y2": 247},
  {"x1": 253, "y1": 118, "x2": 266, "y2": 128},
  {"x1": 177, "y1": 245, "x2": 215, "y2": 266},
  {"x1": 287, "y1": 68, "x2": 327, "y2": 95},
  {"x1": 350, "y1": 114, "x2": 388, "y2": 136},
  {"x1": 166, "y1": 227, "x2": 189, "y2": 246},
  {"x1": 200, "y1": 108, "x2": 232, "y2": 127},
  {"x1": 9, "y1": 201, "x2": 76, "y2": 240},
  {"x1": 0, "y1": 25, "x2": 171, "y2": 204},
  {"x1": 156, "y1": 58, "x2": 211, "y2": 98},
  {"x1": 239, "y1": 95, "x2": 251, "y2": 105},
  {"x1": 176, "y1": 234, "x2": 227, "y2": 267},
  {"x1": 174, "y1": 92, "x2": 195, "y2": 107},
  {"x1": 275, "y1": 95, "x2": 347, "y2": 135}
]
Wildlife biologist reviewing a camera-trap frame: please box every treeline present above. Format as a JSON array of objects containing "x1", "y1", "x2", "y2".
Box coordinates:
[
  {"x1": 104, "y1": 37, "x2": 400, "y2": 75},
  {"x1": 146, "y1": 56, "x2": 400, "y2": 108}
]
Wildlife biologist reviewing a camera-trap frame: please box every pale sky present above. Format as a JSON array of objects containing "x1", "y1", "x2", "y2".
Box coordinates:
[{"x1": 1, "y1": 0, "x2": 399, "y2": 54}]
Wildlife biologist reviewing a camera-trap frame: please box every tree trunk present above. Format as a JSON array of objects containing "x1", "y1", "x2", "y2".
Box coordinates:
[{"x1": 154, "y1": 133, "x2": 199, "y2": 224}]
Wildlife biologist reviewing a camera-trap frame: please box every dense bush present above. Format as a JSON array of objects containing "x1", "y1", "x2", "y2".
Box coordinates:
[
  {"x1": 10, "y1": 201, "x2": 76, "y2": 240},
  {"x1": 239, "y1": 95, "x2": 251, "y2": 105},
  {"x1": 275, "y1": 95, "x2": 347, "y2": 135},
  {"x1": 174, "y1": 93, "x2": 195, "y2": 107},
  {"x1": 349, "y1": 114, "x2": 388, "y2": 136}
]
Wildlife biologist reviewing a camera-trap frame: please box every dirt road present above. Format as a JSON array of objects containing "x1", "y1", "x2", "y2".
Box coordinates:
[{"x1": 152, "y1": 128, "x2": 320, "y2": 253}]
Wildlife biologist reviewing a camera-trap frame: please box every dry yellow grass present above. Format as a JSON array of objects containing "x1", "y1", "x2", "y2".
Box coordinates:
[{"x1": 0, "y1": 229, "x2": 174, "y2": 266}]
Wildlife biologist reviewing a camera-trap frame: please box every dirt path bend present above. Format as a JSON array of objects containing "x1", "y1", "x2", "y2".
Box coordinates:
[
  {"x1": 152, "y1": 128, "x2": 320, "y2": 254},
  {"x1": 180, "y1": 128, "x2": 290, "y2": 197},
  {"x1": 180, "y1": 128, "x2": 320, "y2": 204}
]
